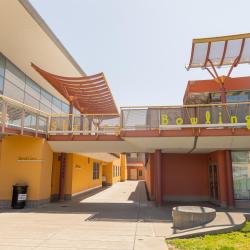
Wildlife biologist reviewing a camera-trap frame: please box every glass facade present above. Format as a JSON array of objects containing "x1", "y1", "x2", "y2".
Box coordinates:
[
  {"x1": 0, "y1": 53, "x2": 69, "y2": 114},
  {"x1": 232, "y1": 151, "x2": 250, "y2": 200},
  {"x1": 226, "y1": 91, "x2": 250, "y2": 103}
]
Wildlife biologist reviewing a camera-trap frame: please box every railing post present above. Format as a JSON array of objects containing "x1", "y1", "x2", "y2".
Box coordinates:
[
  {"x1": 20, "y1": 109, "x2": 25, "y2": 135},
  {"x1": 158, "y1": 109, "x2": 161, "y2": 131},
  {"x1": 80, "y1": 113, "x2": 84, "y2": 135},
  {"x1": 68, "y1": 102, "x2": 73, "y2": 134}
]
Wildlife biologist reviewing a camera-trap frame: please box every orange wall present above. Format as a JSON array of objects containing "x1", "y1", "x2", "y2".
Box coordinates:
[
  {"x1": 162, "y1": 154, "x2": 210, "y2": 201},
  {"x1": 120, "y1": 154, "x2": 127, "y2": 181},
  {"x1": 144, "y1": 153, "x2": 155, "y2": 200}
]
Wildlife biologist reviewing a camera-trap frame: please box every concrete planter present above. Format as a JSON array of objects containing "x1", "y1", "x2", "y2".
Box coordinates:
[{"x1": 172, "y1": 206, "x2": 216, "y2": 229}]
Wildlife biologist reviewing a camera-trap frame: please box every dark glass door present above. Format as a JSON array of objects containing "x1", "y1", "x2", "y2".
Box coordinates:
[{"x1": 209, "y1": 164, "x2": 219, "y2": 201}]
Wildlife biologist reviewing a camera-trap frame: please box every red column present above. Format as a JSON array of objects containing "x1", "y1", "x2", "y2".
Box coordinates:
[
  {"x1": 59, "y1": 153, "x2": 66, "y2": 201},
  {"x1": 225, "y1": 150, "x2": 235, "y2": 208},
  {"x1": 154, "y1": 149, "x2": 162, "y2": 206}
]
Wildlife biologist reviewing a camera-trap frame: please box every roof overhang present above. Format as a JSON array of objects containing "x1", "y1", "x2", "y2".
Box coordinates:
[
  {"x1": 187, "y1": 33, "x2": 250, "y2": 69},
  {"x1": 0, "y1": 0, "x2": 85, "y2": 102},
  {"x1": 32, "y1": 63, "x2": 119, "y2": 116}
]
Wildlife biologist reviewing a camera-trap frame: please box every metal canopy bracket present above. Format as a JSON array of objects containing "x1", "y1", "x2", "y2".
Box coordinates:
[{"x1": 186, "y1": 33, "x2": 250, "y2": 84}]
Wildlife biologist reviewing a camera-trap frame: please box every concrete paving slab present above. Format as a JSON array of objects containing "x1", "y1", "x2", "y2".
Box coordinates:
[
  {"x1": 134, "y1": 236, "x2": 167, "y2": 250},
  {"x1": 1, "y1": 181, "x2": 247, "y2": 249}
]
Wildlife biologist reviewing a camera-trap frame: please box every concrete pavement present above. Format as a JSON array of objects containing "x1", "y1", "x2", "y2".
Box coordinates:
[{"x1": 0, "y1": 181, "x2": 170, "y2": 250}]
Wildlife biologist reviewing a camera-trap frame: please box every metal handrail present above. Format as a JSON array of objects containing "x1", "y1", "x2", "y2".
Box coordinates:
[{"x1": 1, "y1": 95, "x2": 250, "y2": 136}]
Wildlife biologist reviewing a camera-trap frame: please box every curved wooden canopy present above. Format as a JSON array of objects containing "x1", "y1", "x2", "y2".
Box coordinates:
[{"x1": 31, "y1": 63, "x2": 119, "y2": 116}]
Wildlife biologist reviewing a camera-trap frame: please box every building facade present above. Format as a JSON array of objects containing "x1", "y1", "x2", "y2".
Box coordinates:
[
  {"x1": 0, "y1": 0, "x2": 127, "y2": 208},
  {"x1": 0, "y1": 1, "x2": 250, "y2": 210}
]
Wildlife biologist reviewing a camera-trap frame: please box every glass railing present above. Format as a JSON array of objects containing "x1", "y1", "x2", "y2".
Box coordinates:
[
  {"x1": 0, "y1": 95, "x2": 49, "y2": 135},
  {"x1": 49, "y1": 114, "x2": 120, "y2": 135},
  {"x1": 1, "y1": 96, "x2": 250, "y2": 137},
  {"x1": 0, "y1": 95, "x2": 120, "y2": 136},
  {"x1": 120, "y1": 103, "x2": 250, "y2": 130}
]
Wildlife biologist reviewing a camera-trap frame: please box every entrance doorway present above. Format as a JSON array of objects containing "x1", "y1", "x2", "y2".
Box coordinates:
[
  {"x1": 129, "y1": 169, "x2": 138, "y2": 180},
  {"x1": 208, "y1": 164, "x2": 219, "y2": 202}
]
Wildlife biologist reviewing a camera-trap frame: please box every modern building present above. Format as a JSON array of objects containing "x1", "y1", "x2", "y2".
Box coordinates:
[
  {"x1": 0, "y1": 0, "x2": 127, "y2": 208},
  {"x1": 126, "y1": 153, "x2": 145, "y2": 180},
  {"x1": 0, "y1": 1, "x2": 250, "y2": 209}
]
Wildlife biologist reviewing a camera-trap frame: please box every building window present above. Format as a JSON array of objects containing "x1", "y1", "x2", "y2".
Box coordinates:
[
  {"x1": 227, "y1": 91, "x2": 250, "y2": 103},
  {"x1": 93, "y1": 162, "x2": 100, "y2": 180},
  {"x1": 113, "y1": 165, "x2": 118, "y2": 177},
  {"x1": 232, "y1": 151, "x2": 250, "y2": 200},
  {"x1": 0, "y1": 53, "x2": 70, "y2": 115},
  {"x1": 138, "y1": 170, "x2": 143, "y2": 177},
  {"x1": 0, "y1": 53, "x2": 5, "y2": 77}
]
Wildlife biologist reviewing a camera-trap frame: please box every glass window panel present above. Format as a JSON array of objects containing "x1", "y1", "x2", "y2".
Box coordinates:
[
  {"x1": 73, "y1": 107, "x2": 80, "y2": 115},
  {"x1": 227, "y1": 91, "x2": 250, "y2": 103},
  {"x1": 38, "y1": 116, "x2": 47, "y2": 132},
  {"x1": 40, "y1": 103, "x2": 51, "y2": 114},
  {"x1": 41, "y1": 89, "x2": 52, "y2": 108},
  {"x1": 232, "y1": 151, "x2": 250, "y2": 200},
  {"x1": 0, "y1": 54, "x2": 6, "y2": 77},
  {"x1": 24, "y1": 112, "x2": 36, "y2": 130},
  {"x1": 52, "y1": 97, "x2": 62, "y2": 109},
  {"x1": 6, "y1": 104, "x2": 22, "y2": 128},
  {"x1": 5, "y1": 60, "x2": 25, "y2": 90},
  {"x1": 62, "y1": 102, "x2": 69, "y2": 114},
  {"x1": 24, "y1": 93, "x2": 40, "y2": 109},
  {"x1": 25, "y1": 77, "x2": 40, "y2": 100},
  {"x1": 0, "y1": 76, "x2": 4, "y2": 93},
  {"x1": 4, "y1": 79, "x2": 24, "y2": 102},
  {"x1": 41, "y1": 89, "x2": 52, "y2": 101},
  {"x1": 51, "y1": 106, "x2": 62, "y2": 114}
]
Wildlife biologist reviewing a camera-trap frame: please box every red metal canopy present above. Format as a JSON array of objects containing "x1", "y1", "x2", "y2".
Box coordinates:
[{"x1": 32, "y1": 63, "x2": 118, "y2": 116}]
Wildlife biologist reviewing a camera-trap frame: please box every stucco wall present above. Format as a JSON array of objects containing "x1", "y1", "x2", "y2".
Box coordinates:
[
  {"x1": 162, "y1": 153, "x2": 210, "y2": 201},
  {"x1": 0, "y1": 135, "x2": 53, "y2": 205}
]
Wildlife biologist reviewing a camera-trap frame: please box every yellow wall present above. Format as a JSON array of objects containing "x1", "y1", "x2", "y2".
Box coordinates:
[
  {"x1": 102, "y1": 158, "x2": 122, "y2": 185},
  {"x1": 0, "y1": 135, "x2": 53, "y2": 202},
  {"x1": 71, "y1": 154, "x2": 102, "y2": 194},
  {"x1": 51, "y1": 153, "x2": 103, "y2": 198}
]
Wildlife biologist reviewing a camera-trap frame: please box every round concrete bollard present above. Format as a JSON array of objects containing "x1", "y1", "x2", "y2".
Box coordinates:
[{"x1": 172, "y1": 206, "x2": 216, "y2": 229}]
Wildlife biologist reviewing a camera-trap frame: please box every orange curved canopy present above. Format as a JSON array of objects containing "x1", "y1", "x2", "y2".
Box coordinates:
[{"x1": 32, "y1": 63, "x2": 118, "y2": 116}]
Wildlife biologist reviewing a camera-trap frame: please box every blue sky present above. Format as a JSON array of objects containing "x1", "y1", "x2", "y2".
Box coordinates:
[{"x1": 30, "y1": 0, "x2": 250, "y2": 107}]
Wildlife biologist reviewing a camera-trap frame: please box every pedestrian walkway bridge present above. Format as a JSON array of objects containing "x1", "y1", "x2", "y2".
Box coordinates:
[{"x1": 1, "y1": 95, "x2": 250, "y2": 153}]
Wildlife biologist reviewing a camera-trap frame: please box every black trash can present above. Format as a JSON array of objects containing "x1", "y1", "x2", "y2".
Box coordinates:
[{"x1": 11, "y1": 184, "x2": 28, "y2": 209}]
